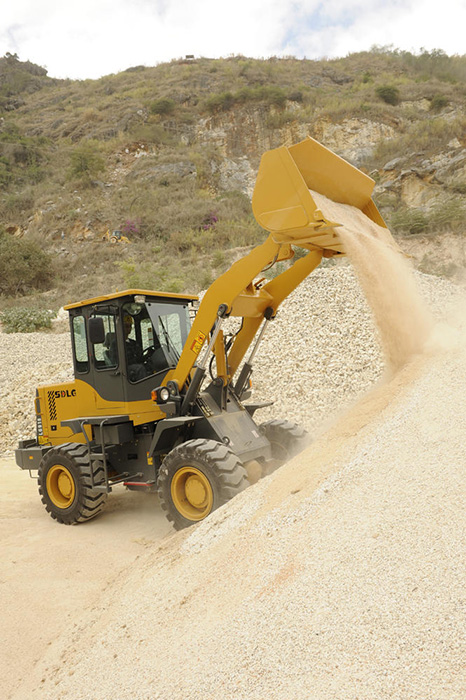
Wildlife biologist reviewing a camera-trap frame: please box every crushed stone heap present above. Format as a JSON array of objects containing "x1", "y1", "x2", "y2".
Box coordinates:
[{"x1": 13, "y1": 297, "x2": 466, "y2": 700}]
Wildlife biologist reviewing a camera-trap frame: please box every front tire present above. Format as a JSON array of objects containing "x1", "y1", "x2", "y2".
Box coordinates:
[
  {"x1": 38, "y1": 443, "x2": 108, "y2": 524},
  {"x1": 157, "y1": 439, "x2": 249, "y2": 530}
]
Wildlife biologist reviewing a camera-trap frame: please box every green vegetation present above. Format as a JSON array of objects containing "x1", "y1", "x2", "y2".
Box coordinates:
[
  {"x1": 0, "y1": 230, "x2": 52, "y2": 296},
  {"x1": 0, "y1": 52, "x2": 50, "y2": 112},
  {"x1": 375, "y1": 85, "x2": 400, "y2": 105},
  {"x1": 390, "y1": 199, "x2": 466, "y2": 236},
  {"x1": 150, "y1": 98, "x2": 176, "y2": 115},
  {"x1": 368, "y1": 114, "x2": 466, "y2": 169},
  {"x1": 0, "y1": 307, "x2": 55, "y2": 333},
  {"x1": 430, "y1": 94, "x2": 449, "y2": 111},
  {"x1": 430, "y1": 198, "x2": 466, "y2": 232},
  {"x1": 204, "y1": 85, "x2": 288, "y2": 113},
  {"x1": 391, "y1": 208, "x2": 429, "y2": 235},
  {"x1": 68, "y1": 140, "x2": 106, "y2": 182},
  {"x1": 0, "y1": 122, "x2": 48, "y2": 186}
]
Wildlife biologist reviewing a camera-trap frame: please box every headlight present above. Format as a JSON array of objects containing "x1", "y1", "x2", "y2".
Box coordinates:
[
  {"x1": 159, "y1": 387, "x2": 170, "y2": 402},
  {"x1": 152, "y1": 386, "x2": 170, "y2": 403}
]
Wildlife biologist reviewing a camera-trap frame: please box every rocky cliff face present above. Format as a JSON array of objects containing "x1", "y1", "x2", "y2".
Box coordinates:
[
  {"x1": 182, "y1": 103, "x2": 466, "y2": 212},
  {"x1": 175, "y1": 101, "x2": 465, "y2": 280}
]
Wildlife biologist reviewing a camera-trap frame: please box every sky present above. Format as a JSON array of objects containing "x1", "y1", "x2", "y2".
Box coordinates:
[{"x1": 1, "y1": 0, "x2": 466, "y2": 80}]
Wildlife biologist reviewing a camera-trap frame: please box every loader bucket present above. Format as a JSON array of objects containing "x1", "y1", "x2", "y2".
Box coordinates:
[{"x1": 252, "y1": 136, "x2": 387, "y2": 255}]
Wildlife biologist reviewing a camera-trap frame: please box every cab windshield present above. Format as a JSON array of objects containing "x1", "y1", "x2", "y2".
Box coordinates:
[{"x1": 121, "y1": 299, "x2": 191, "y2": 383}]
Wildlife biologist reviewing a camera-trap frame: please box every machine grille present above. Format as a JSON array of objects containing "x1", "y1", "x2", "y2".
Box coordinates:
[{"x1": 47, "y1": 391, "x2": 57, "y2": 421}]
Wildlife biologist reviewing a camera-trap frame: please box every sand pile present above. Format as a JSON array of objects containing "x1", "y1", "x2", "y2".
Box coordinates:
[
  {"x1": 13, "y1": 328, "x2": 466, "y2": 699},
  {"x1": 251, "y1": 265, "x2": 462, "y2": 434},
  {"x1": 11, "y1": 200, "x2": 466, "y2": 698}
]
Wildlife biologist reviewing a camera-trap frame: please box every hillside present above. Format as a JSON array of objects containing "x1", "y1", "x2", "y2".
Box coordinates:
[{"x1": 1, "y1": 48, "x2": 466, "y2": 310}]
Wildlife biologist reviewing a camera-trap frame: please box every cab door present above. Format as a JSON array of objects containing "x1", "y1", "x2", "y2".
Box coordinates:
[{"x1": 88, "y1": 309, "x2": 126, "y2": 413}]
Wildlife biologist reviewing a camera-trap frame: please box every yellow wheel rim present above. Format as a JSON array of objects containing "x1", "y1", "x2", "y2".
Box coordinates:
[
  {"x1": 171, "y1": 467, "x2": 213, "y2": 521},
  {"x1": 46, "y1": 464, "x2": 76, "y2": 509}
]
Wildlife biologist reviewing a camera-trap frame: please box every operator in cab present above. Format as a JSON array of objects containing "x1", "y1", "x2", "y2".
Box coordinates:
[
  {"x1": 122, "y1": 314, "x2": 147, "y2": 382},
  {"x1": 112, "y1": 312, "x2": 169, "y2": 381}
]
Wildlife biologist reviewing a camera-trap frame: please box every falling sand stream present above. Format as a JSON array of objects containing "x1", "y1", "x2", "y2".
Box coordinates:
[{"x1": 310, "y1": 190, "x2": 435, "y2": 371}]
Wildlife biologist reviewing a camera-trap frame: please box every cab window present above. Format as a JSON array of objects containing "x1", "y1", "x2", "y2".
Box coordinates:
[
  {"x1": 122, "y1": 302, "x2": 171, "y2": 383},
  {"x1": 91, "y1": 313, "x2": 118, "y2": 370},
  {"x1": 156, "y1": 311, "x2": 185, "y2": 357},
  {"x1": 146, "y1": 301, "x2": 190, "y2": 365},
  {"x1": 72, "y1": 315, "x2": 89, "y2": 373}
]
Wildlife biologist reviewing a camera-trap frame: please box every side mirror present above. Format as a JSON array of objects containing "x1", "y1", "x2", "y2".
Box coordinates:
[{"x1": 88, "y1": 316, "x2": 106, "y2": 345}]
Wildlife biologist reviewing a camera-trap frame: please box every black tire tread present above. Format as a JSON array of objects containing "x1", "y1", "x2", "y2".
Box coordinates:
[
  {"x1": 260, "y1": 419, "x2": 310, "y2": 469},
  {"x1": 157, "y1": 438, "x2": 249, "y2": 530},
  {"x1": 38, "y1": 442, "x2": 108, "y2": 525}
]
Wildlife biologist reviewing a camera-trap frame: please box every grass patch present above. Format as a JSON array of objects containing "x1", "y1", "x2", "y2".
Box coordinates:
[
  {"x1": 0, "y1": 307, "x2": 55, "y2": 333},
  {"x1": 390, "y1": 198, "x2": 466, "y2": 236},
  {"x1": 368, "y1": 114, "x2": 466, "y2": 168}
]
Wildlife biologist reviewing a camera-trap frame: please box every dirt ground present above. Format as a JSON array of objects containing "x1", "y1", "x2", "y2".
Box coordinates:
[{"x1": 0, "y1": 459, "x2": 172, "y2": 699}]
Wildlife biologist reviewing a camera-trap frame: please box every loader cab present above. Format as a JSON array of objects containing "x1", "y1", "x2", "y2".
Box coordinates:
[{"x1": 66, "y1": 289, "x2": 197, "y2": 408}]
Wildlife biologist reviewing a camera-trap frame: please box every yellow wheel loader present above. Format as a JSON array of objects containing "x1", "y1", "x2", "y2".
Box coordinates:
[
  {"x1": 16, "y1": 137, "x2": 387, "y2": 529},
  {"x1": 101, "y1": 229, "x2": 131, "y2": 244}
]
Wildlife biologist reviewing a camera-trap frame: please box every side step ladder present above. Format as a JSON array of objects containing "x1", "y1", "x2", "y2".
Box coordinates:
[{"x1": 61, "y1": 414, "x2": 140, "y2": 493}]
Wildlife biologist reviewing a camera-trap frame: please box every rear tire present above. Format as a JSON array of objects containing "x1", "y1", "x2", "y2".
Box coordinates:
[
  {"x1": 157, "y1": 438, "x2": 249, "y2": 530},
  {"x1": 38, "y1": 443, "x2": 108, "y2": 525},
  {"x1": 259, "y1": 419, "x2": 309, "y2": 473}
]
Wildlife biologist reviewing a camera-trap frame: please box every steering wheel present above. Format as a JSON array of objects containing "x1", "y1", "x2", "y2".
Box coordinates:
[
  {"x1": 142, "y1": 345, "x2": 156, "y2": 364},
  {"x1": 142, "y1": 343, "x2": 168, "y2": 373}
]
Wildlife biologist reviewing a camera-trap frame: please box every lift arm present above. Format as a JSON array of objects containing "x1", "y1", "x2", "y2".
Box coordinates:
[{"x1": 163, "y1": 136, "x2": 386, "y2": 396}]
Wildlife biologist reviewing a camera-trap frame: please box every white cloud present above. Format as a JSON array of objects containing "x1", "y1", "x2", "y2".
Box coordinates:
[
  {"x1": 287, "y1": 0, "x2": 466, "y2": 59},
  {"x1": 0, "y1": 0, "x2": 465, "y2": 79}
]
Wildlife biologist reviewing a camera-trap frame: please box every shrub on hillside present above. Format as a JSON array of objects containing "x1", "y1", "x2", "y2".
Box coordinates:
[
  {"x1": 429, "y1": 94, "x2": 449, "y2": 112},
  {"x1": 390, "y1": 199, "x2": 466, "y2": 236},
  {"x1": 0, "y1": 230, "x2": 52, "y2": 295},
  {"x1": 369, "y1": 115, "x2": 466, "y2": 168},
  {"x1": 150, "y1": 98, "x2": 176, "y2": 115},
  {"x1": 68, "y1": 140, "x2": 105, "y2": 182},
  {"x1": 288, "y1": 90, "x2": 304, "y2": 103},
  {"x1": 375, "y1": 85, "x2": 400, "y2": 105},
  {"x1": 0, "y1": 307, "x2": 55, "y2": 333},
  {"x1": 122, "y1": 219, "x2": 141, "y2": 237},
  {"x1": 390, "y1": 208, "x2": 429, "y2": 235},
  {"x1": 430, "y1": 198, "x2": 466, "y2": 232},
  {"x1": 205, "y1": 92, "x2": 235, "y2": 113},
  {"x1": 204, "y1": 85, "x2": 288, "y2": 113},
  {"x1": 127, "y1": 123, "x2": 174, "y2": 145}
]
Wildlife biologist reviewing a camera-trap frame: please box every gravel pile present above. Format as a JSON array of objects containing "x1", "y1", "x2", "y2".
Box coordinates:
[
  {"x1": 13, "y1": 305, "x2": 466, "y2": 700},
  {"x1": 0, "y1": 266, "x2": 464, "y2": 454},
  {"x1": 0, "y1": 333, "x2": 72, "y2": 454}
]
